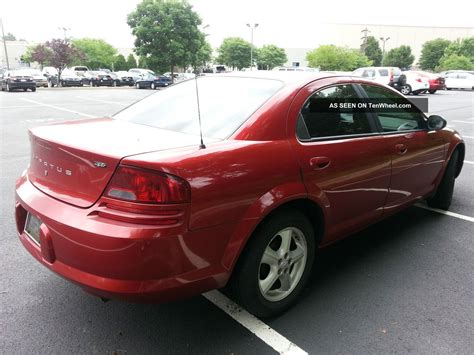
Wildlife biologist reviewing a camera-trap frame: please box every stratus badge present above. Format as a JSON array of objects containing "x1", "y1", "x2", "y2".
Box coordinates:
[{"x1": 93, "y1": 161, "x2": 107, "y2": 168}]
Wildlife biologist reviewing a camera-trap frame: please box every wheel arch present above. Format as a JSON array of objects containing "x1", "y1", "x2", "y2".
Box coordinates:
[{"x1": 222, "y1": 187, "x2": 327, "y2": 279}]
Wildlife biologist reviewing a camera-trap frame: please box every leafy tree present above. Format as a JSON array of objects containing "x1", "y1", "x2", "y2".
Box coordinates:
[
  {"x1": 114, "y1": 54, "x2": 128, "y2": 71},
  {"x1": 382, "y1": 45, "x2": 415, "y2": 68},
  {"x1": 437, "y1": 54, "x2": 473, "y2": 71},
  {"x1": 419, "y1": 38, "x2": 451, "y2": 71},
  {"x1": 190, "y1": 34, "x2": 212, "y2": 72},
  {"x1": 127, "y1": 0, "x2": 204, "y2": 76},
  {"x1": 256, "y1": 44, "x2": 287, "y2": 70},
  {"x1": 45, "y1": 39, "x2": 84, "y2": 82},
  {"x1": 72, "y1": 38, "x2": 117, "y2": 69},
  {"x1": 443, "y1": 37, "x2": 474, "y2": 59},
  {"x1": 306, "y1": 45, "x2": 371, "y2": 71},
  {"x1": 216, "y1": 37, "x2": 252, "y2": 70},
  {"x1": 126, "y1": 53, "x2": 138, "y2": 69},
  {"x1": 4, "y1": 32, "x2": 16, "y2": 41},
  {"x1": 361, "y1": 36, "x2": 382, "y2": 66}
]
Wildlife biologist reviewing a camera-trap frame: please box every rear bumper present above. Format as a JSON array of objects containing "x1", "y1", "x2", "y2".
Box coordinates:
[
  {"x1": 15, "y1": 174, "x2": 233, "y2": 302},
  {"x1": 9, "y1": 82, "x2": 36, "y2": 89}
]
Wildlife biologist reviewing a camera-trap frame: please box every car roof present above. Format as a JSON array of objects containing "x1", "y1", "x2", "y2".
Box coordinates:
[{"x1": 203, "y1": 71, "x2": 351, "y2": 87}]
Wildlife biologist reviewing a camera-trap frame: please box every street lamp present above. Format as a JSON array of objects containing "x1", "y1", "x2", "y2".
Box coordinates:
[
  {"x1": 380, "y1": 36, "x2": 390, "y2": 60},
  {"x1": 58, "y1": 27, "x2": 71, "y2": 40},
  {"x1": 246, "y1": 23, "x2": 258, "y2": 71}
]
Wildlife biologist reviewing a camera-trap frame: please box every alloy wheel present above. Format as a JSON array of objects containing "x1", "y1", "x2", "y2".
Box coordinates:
[
  {"x1": 400, "y1": 85, "x2": 411, "y2": 95},
  {"x1": 258, "y1": 227, "x2": 307, "y2": 302}
]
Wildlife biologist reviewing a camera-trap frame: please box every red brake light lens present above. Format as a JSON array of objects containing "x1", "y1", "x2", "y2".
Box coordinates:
[{"x1": 104, "y1": 166, "x2": 190, "y2": 204}]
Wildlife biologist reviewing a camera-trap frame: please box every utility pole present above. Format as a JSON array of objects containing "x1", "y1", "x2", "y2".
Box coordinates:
[
  {"x1": 246, "y1": 23, "x2": 258, "y2": 71},
  {"x1": 380, "y1": 36, "x2": 390, "y2": 60},
  {"x1": 361, "y1": 27, "x2": 370, "y2": 52},
  {"x1": 1, "y1": 18, "x2": 10, "y2": 70}
]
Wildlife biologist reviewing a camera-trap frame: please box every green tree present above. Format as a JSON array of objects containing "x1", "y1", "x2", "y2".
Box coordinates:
[
  {"x1": 216, "y1": 37, "x2": 252, "y2": 70},
  {"x1": 419, "y1": 38, "x2": 451, "y2": 71},
  {"x1": 4, "y1": 32, "x2": 16, "y2": 41},
  {"x1": 443, "y1": 37, "x2": 474, "y2": 58},
  {"x1": 126, "y1": 53, "x2": 138, "y2": 69},
  {"x1": 382, "y1": 45, "x2": 415, "y2": 68},
  {"x1": 72, "y1": 38, "x2": 117, "y2": 69},
  {"x1": 190, "y1": 35, "x2": 212, "y2": 72},
  {"x1": 256, "y1": 44, "x2": 287, "y2": 70},
  {"x1": 113, "y1": 54, "x2": 128, "y2": 71},
  {"x1": 437, "y1": 54, "x2": 473, "y2": 71},
  {"x1": 127, "y1": 0, "x2": 204, "y2": 76},
  {"x1": 306, "y1": 45, "x2": 371, "y2": 71},
  {"x1": 361, "y1": 36, "x2": 382, "y2": 66}
]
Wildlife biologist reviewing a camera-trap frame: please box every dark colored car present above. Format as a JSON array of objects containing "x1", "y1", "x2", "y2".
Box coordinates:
[
  {"x1": 135, "y1": 74, "x2": 172, "y2": 89},
  {"x1": 113, "y1": 71, "x2": 135, "y2": 86},
  {"x1": 48, "y1": 70, "x2": 83, "y2": 87},
  {"x1": 15, "y1": 72, "x2": 465, "y2": 318},
  {"x1": 411, "y1": 71, "x2": 446, "y2": 94},
  {"x1": 1, "y1": 70, "x2": 36, "y2": 92},
  {"x1": 88, "y1": 71, "x2": 115, "y2": 87}
]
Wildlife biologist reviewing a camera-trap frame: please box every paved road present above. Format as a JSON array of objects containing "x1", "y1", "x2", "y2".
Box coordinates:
[{"x1": 0, "y1": 87, "x2": 473, "y2": 354}]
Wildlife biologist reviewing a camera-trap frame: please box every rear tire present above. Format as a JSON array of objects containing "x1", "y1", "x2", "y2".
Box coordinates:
[
  {"x1": 230, "y1": 209, "x2": 315, "y2": 318},
  {"x1": 31, "y1": 87, "x2": 36, "y2": 92},
  {"x1": 429, "y1": 90, "x2": 437, "y2": 94},
  {"x1": 136, "y1": 83, "x2": 140, "y2": 89},
  {"x1": 6, "y1": 83, "x2": 11, "y2": 92},
  {"x1": 151, "y1": 82, "x2": 156, "y2": 89},
  {"x1": 427, "y1": 150, "x2": 459, "y2": 210}
]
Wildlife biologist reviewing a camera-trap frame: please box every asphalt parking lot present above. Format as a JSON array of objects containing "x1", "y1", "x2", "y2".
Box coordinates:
[{"x1": 0, "y1": 87, "x2": 473, "y2": 354}]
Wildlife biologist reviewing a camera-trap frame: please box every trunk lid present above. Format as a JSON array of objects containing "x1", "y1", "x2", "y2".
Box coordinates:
[{"x1": 28, "y1": 118, "x2": 208, "y2": 208}]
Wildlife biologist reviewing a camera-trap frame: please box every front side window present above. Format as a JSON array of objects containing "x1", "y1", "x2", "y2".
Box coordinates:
[
  {"x1": 297, "y1": 84, "x2": 373, "y2": 140},
  {"x1": 361, "y1": 84, "x2": 426, "y2": 132}
]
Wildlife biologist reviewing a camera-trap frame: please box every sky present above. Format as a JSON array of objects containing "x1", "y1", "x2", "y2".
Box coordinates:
[{"x1": 1, "y1": 0, "x2": 473, "y2": 49}]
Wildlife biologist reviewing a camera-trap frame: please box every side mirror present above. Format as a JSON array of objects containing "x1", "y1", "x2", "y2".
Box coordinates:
[{"x1": 427, "y1": 115, "x2": 447, "y2": 131}]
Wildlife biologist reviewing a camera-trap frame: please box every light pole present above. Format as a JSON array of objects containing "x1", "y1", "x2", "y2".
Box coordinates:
[
  {"x1": 246, "y1": 23, "x2": 258, "y2": 71},
  {"x1": 58, "y1": 27, "x2": 71, "y2": 40},
  {"x1": 1, "y1": 18, "x2": 10, "y2": 70},
  {"x1": 380, "y1": 36, "x2": 390, "y2": 61}
]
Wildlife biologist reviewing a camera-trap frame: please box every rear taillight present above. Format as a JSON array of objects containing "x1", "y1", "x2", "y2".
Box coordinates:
[
  {"x1": 104, "y1": 166, "x2": 190, "y2": 204},
  {"x1": 389, "y1": 70, "x2": 394, "y2": 82}
]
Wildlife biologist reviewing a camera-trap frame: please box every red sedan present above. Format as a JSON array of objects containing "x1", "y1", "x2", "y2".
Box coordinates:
[
  {"x1": 410, "y1": 71, "x2": 446, "y2": 94},
  {"x1": 15, "y1": 72, "x2": 465, "y2": 318}
]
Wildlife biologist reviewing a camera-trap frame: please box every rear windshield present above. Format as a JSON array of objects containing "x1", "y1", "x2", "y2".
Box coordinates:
[{"x1": 114, "y1": 76, "x2": 283, "y2": 139}]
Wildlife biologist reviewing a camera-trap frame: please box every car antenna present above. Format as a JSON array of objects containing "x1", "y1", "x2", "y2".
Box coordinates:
[{"x1": 194, "y1": 74, "x2": 206, "y2": 149}]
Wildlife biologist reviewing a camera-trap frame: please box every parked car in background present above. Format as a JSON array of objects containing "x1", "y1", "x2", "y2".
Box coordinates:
[
  {"x1": 408, "y1": 71, "x2": 446, "y2": 94},
  {"x1": 15, "y1": 72, "x2": 465, "y2": 318},
  {"x1": 70, "y1": 66, "x2": 90, "y2": 74},
  {"x1": 398, "y1": 71, "x2": 430, "y2": 95},
  {"x1": 129, "y1": 68, "x2": 156, "y2": 79},
  {"x1": 274, "y1": 67, "x2": 319, "y2": 72},
  {"x1": 90, "y1": 71, "x2": 114, "y2": 87},
  {"x1": 48, "y1": 69, "x2": 83, "y2": 87},
  {"x1": 352, "y1": 67, "x2": 406, "y2": 91},
  {"x1": 0, "y1": 70, "x2": 36, "y2": 92},
  {"x1": 444, "y1": 71, "x2": 474, "y2": 90},
  {"x1": 24, "y1": 69, "x2": 48, "y2": 88},
  {"x1": 135, "y1": 74, "x2": 172, "y2": 89},
  {"x1": 113, "y1": 71, "x2": 135, "y2": 86}
]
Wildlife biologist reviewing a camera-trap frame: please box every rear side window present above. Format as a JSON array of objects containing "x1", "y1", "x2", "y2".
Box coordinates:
[
  {"x1": 361, "y1": 84, "x2": 426, "y2": 132},
  {"x1": 298, "y1": 84, "x2": 373, "y2": 140},
  {"x1": 378, "y1": 69, "x2": 389, "y2": 76}
]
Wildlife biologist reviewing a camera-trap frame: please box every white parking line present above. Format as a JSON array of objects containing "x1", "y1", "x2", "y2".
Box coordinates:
[
  {"x1": 76, "y1": 96, "x2": 128, "y2": 105},
  {"x1": 20, "y1": 98, "x2": 97, "y2": 118},
  {"x1": 415, "y1": 203, "x2": 474, "y2": 222},
  {"x1": 452, "y1": 120, "x2": 474, "y2": 124},
  {"x1": 203, "y1": 290, "x2": 308, "y2": 355},
  {"x1": 462, "y1": 135, "x2": 474, "y2": 139},
  {"x1": 464, "y1": 161, "x2": 474, "y2": 165}
]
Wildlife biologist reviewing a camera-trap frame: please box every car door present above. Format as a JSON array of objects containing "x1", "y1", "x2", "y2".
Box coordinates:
[
  {"x1": 358, "y1": 83, "x2": 446, "y2": 215},
  {"x1": 288, "y1": 78, "x2": 392, "y2": 243}
]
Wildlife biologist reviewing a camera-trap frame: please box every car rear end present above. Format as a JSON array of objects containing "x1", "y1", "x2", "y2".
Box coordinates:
[{"x1": 8, "y1": 71, "x2": 36, "y2": 90}]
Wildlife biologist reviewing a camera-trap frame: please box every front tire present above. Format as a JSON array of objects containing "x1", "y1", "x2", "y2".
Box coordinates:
[
  {"x1": 31, "y1": 87, "x2": 36, "y2": 92},
  {"x1": 427, "y1": 150, "x2": 459, "y2": 210},
  {"x1": 136, "y1": 82, "x2": 140, "y2": 89},
  {"x1": 400, "y1": 84, "x2": 411, "y2": 95},
  {"x1": 231, "y1": 209, "x2": 315, "y2": 318},
  {"x1": 151, "y1": 82, "x2": 156, "y2": 89},
  {"x1": 429, "y1": 90, "x2": 437, "y2": 94}
]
